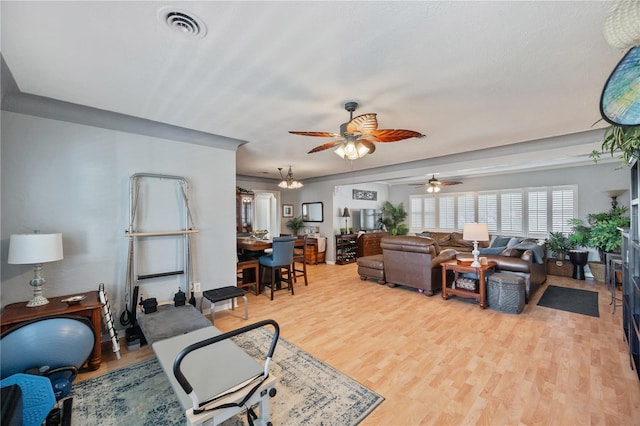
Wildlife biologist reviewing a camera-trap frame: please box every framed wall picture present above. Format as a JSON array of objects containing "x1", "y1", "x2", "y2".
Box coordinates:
[
  {"x1": 282, "y1": 204, "x2": 294, "y2": 218},
  {"x1": 353, "y1": 189, "x2": 377, "y2": 201}
]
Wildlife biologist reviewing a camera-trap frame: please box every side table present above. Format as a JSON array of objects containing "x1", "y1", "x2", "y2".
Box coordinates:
[
  {"x1": 441, "y1": 260, "x2": 496, "y2": 309},
  {"x1": 0, "y1": 291, "x2": 103, "y2": 370}
]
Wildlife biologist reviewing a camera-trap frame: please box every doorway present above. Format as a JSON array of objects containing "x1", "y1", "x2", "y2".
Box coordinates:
[{"x1": 253, "y1": 191, "x2": 280, "y2": 238}]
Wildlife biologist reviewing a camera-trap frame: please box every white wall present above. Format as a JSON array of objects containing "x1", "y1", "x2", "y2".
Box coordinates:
[{"x1": 1, "y1": 112, "x2": 237, "y2": 325}]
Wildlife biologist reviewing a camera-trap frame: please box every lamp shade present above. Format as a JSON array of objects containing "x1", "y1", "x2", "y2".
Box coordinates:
[
  {"x1": 462, "y1": 223, "x2": 489, "y2": 242},
  {"x1": 8, "y1": 233, "x2": 64, "y2": 264},
  {"x1": 342, "y1": 208, "x2": 350, "y2": 218}
]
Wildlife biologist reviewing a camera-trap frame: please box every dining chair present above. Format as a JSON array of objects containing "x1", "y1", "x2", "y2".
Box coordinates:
[
  {"x1": 259, "y1": 236, "x2": 297, "y2": 300},
  {"x1": 291, "y1": 235, "x2": 309, "y2": 286},
  {"x1": 237, "y1": 257, "x2": 260, "y2": 296}
]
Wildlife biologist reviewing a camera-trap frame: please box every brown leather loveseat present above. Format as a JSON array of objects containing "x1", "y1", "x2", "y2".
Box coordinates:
[{"x1": 380, "y1": 236, "x2": 457, "y2": 296}]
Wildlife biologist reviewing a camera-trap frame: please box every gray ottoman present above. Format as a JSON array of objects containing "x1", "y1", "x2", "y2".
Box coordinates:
[
  {"x1": 357, "y1": 255, "x2": 386, "y2": 284},
  {"x1": 487, "y1": 272, "x2": 525, "y2": 314}
]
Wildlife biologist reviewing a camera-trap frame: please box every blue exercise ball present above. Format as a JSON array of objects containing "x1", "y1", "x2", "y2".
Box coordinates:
[{"x1": 0, "y1": 316, "x2": 95, "y2": 379}]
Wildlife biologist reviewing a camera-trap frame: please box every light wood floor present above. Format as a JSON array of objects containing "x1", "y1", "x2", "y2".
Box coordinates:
[{"x1": 79, "y1": 263, "x2": 640, "y2": 425}]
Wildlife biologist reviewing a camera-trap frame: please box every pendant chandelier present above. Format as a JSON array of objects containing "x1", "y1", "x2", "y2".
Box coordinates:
[{"x1": 278, "y1": 166, "x2": 303, "y2": 189}]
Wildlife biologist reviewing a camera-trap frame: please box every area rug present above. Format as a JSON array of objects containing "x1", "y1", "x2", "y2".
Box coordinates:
[
  {"x1": 537, "y1": 285, "x2": 599, "y2": 317},
  {"x1": 71, "y1": 327, "x2": 384, "y2": 425}
]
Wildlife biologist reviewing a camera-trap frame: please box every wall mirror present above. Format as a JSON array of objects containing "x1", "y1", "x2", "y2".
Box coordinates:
[{"x1": 302, "y1": 202, "x2": 324, "y2": 222}]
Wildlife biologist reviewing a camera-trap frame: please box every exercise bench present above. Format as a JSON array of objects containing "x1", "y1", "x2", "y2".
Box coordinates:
[
  {"x1": 202, "y1": 287, "x2": 248, "y2": 325},
  {"x1": 137, "y1": 304, "x2": 278, "y2": 426}
]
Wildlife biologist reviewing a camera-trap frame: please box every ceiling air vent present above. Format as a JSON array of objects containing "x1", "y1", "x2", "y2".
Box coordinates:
[{"x1": 157, "y1": 7, "x2": 207, "y2": 39}]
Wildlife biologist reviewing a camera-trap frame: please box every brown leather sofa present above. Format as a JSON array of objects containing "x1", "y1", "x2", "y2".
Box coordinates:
[
  {"x1": 380, "y1": 235, "x2": 547, "y2": 300},
  {"x1": 380, "y1": 236, "x2": 457, "y2": 296},
  {"x1": 420, "y1": 231, "x2": 490, "y2": 252}
]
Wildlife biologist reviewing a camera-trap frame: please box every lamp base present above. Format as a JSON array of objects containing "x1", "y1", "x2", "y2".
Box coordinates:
[
  {"x1": 26, "y1": 294, "x2": 49, "y2": 307},
  {"x1": 470, "y1": 241, "x2": 481, "y2": 268}
]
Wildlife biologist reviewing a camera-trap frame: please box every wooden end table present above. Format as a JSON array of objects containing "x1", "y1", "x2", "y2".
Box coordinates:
[
  {"x1": 441, "y1": 260, "x2": 496, "y2": 309},
  {"x1": 0, "y1": 290, "x2": 103, "y2": 370}
]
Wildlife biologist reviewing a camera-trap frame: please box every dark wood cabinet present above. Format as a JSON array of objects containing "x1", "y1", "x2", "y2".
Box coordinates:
[
  {"x1": 622, "y1": 152, "x2": 639, "y2": 381},
  {"x1": 304, "y1": 237, "x2": 326, "y2": 265},
  {"x1": 236, "y1": 191, "x2": 254, "y2": 233},
  {"x1": 356, "y1": 232, "x2": 389, "y2": 258},
  {"x1": 336, "y1": 234, "x2": 357, "y2": 265},
  {"x1": 546, "y1": 259, "x2": 573, "y2": 277}
]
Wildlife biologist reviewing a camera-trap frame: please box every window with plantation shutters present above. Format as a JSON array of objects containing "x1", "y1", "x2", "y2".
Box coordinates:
[
  {"x1": 478, "y1": 193, "x2": 498, "y2": 232},
  {"x1": 410, "y1": 196, "x2": 423, "y2": 229},
  {"x1": 439, "y1": 196, "x2": 455, "y2": 230},
  {"x1": 501, "y1": 192, "x2": 523, "y2": 233},
  {"x1": 457, "y1": 194, "x2": 475, "y2": 231},
  {"x1": 528, "y1": 190, "x2": 548, "y2": 234},
  {"x1": 423, "y1": 196, "x2": 436, "y2": 229},
  {"x1": 408, "y1": 185, "x2": 576, "y2": 236},
  {"x1": 552, "y1": 188, "x2": 575, "y2": 233}
]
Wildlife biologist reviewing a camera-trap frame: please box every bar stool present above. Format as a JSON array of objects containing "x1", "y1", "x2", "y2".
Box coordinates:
[
  {"x1": 291, "y1": 235, "x2": 309, "y2": 287},
  {"x1": 237, "y1": 258, "x2": 259, "y2": 296},
  {"x1": 259, "y1": 236, "x2": 296, "y2": 300},
  {"x1": 607, "y1": 253, "x2": 623, "y2": 314}
]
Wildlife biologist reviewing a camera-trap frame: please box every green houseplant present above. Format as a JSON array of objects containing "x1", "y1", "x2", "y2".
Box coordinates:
[
  {"x1": 546, "y1": 232, "x2": 574, "y2": 260},
  {"x1": 569, "y1": 206, "x2": 630, "y2": 281},
  {"x1": 590, "y1": 125, "x2": 640, "y2": 166},
  {"x1": 286, "y1": 216, "x2": 305, "y2": 235},
  {"x1": 587, "y1": 206, "x2": 630, "y2": 256},
  {"x1": 381, "y1": 201, "x2": 408, "y2": 235}
]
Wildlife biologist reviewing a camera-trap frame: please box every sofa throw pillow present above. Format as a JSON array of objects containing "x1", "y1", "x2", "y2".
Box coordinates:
[
  {"x1": 500, "y1": 247, "x2": 524, "y2": 258},
  {"x1": 513, "y1": 241, "x2": 545, "y2": 263},
  {"x1": 415, "y1": 232, "x2": 430, "y2": 237},
  {"x1": 491, "y1": 236, "x2": 511, "y2": 248}
]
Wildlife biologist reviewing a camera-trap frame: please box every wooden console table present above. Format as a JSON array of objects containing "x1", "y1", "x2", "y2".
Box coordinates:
[
  {"x1": 441, "y1": 260, "x2": 496, "y2": 309},
  {"x1": 0, "y1": 290, "x2": 103, "y2": 370}
]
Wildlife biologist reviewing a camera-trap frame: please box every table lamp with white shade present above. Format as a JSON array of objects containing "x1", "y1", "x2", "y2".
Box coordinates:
[
  {"x1": 8, "y1": 232, "x2": 64, "y2": 307},
  {"x1": 462, "y1": 223, "x2": 489, "y2": 268}
]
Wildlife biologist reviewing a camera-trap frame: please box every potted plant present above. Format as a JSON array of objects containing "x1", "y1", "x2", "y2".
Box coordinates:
[
  {"x1": 286, "y1": 216, "x2": 305, "y2": 235},
  {"x1": 569, "y1": 207, "x2": 630, "y2": 281},
  {"x1": 567, "y1": 219, "x2": 592, "y2": 280},
  {"x1": 590, "y1": 124, "x2": 640, "y2": 166},
  {"x1": 546, "y1": 232, "x2": 574, "y2": 261},
  {"x1": 587, "y1": 206, "x2": 630, "y2": 257},
  {"x1": 381, "y1": 201, "x2": 408, "y2": 235}
]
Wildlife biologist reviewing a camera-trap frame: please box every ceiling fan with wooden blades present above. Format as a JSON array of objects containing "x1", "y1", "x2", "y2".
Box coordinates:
[
  {"x1": 412, "y1": 174, "x2": 463, "y2": 192},
  {"x1": 289, "y1": 102, "x2": 425, "y2": 160}
]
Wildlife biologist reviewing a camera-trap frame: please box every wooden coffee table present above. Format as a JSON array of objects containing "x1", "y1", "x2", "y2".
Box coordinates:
[{"x1": 441, "y1": 260, "x2": 496, "y2": 309}]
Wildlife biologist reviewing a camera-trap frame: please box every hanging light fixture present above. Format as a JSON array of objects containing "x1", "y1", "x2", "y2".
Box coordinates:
[
  {"x1": 334, "y1": 135, "x2": 370, "y2": 160},
  {"x1": 426, "y1": 183, "x2": 440, "y2": 193},
  {"x1": 278, "y1": 166, "x2": 304, "y2": 189}
]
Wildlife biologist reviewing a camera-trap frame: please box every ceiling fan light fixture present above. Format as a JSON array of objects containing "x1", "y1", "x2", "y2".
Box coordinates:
[
  {"x1": 334, "y1": 140, "x2": 369, "y2": 160},
  {"x1": 426, "y1": 185, "x2": 440, "y2": 193},
  {"x1": 278, "y1": 166, "x2": 303, "y2": 189}
]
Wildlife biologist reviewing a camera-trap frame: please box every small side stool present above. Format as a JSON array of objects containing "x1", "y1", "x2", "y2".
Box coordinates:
[
  {"x1": 357, "y1": 255, "x2": 386, "y2": 284},
  {"x1": 202, "y1": 287, "x2": 248, "y2": 325},
  {"x1": 487, "y1": 272, "x2": 525, "y2": 314}
]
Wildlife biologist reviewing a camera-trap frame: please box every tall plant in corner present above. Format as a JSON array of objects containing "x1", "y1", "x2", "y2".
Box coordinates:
[
  {"x1": 382, "y1": 201, "x2": 408, "y2": 235},
  {"x1": 590, "y1": 124, "x2": 640, "y2": 166}
]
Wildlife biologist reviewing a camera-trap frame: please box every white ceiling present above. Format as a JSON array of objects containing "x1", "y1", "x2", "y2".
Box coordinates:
[{"x1": 0, "y1": 1, "x2": 627, "y2": 183}]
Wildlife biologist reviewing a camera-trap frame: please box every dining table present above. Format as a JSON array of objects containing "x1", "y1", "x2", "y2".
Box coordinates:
[{"x1": 237, "y1": 237, "x2": 273, "y2": 252}]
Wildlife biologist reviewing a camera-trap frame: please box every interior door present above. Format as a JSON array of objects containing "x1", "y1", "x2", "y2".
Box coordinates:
[{"x1": 254, "y1": 191, "x2": 280, "y2": 238}]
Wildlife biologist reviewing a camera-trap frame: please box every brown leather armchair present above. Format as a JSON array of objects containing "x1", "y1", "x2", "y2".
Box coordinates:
[{"x1": 380, "y1": 236, "x2": 457, "y2": 296}]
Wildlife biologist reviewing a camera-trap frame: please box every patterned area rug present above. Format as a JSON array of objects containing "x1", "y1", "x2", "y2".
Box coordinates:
[{"x1": 71, "y1": 327, "x2": 383, "y2": 425}]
